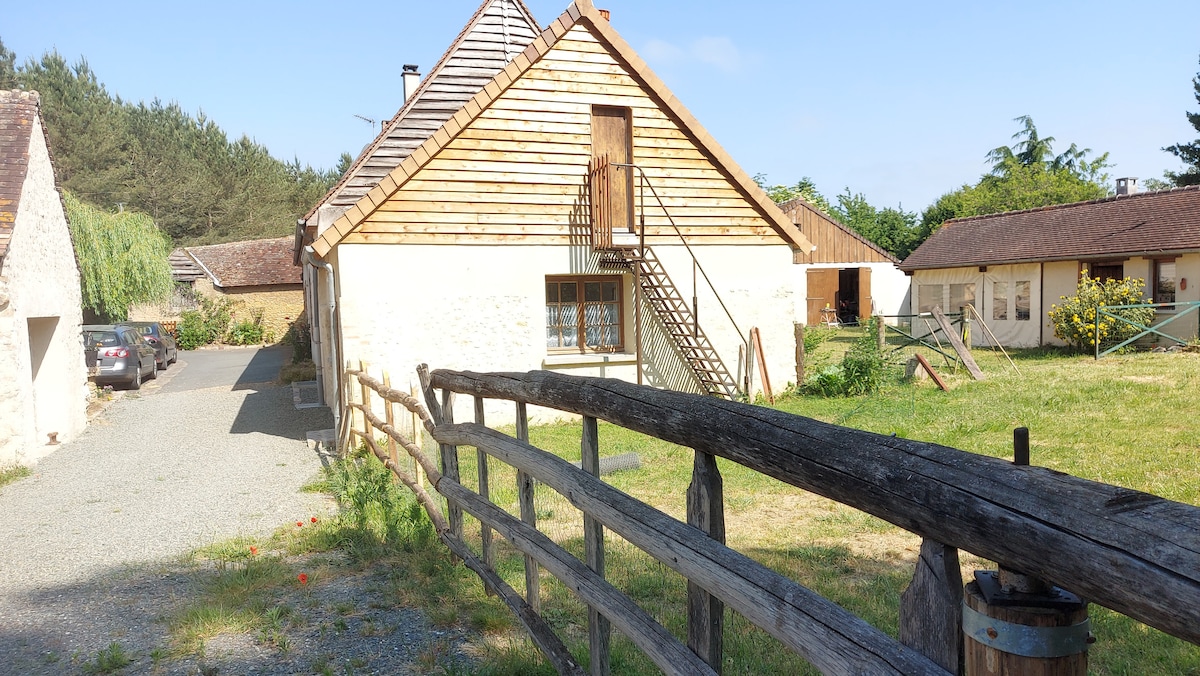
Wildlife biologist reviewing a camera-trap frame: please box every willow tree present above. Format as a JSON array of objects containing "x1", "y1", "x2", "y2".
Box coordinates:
[{"x1": 65, "y1": 192, "x2": 173, "y2": 321}]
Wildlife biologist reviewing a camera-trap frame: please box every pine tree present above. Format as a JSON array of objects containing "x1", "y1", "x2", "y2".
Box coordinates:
[{"x1": 1164, "y1": 54, "x2": 1200, "y2": 187}]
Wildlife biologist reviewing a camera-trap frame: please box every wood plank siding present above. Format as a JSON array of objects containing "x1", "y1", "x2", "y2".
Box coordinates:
[
  {"x1": 355, "y1": 24, "x2": 780, "y2": 245},
  {"x1": 780, "y1": 198, "x2": 898, "y2": 265},
  {"x1": 310, "y1": 0, "x2": 540, "y2": 216}
]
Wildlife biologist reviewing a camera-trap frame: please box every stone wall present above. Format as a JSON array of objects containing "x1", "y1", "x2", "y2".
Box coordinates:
[
  {"x1": 129, "y1": 278, "x2": 303, "y2": 344},
  {"x1": 0, "y1": 116, "x2": 88, "y2": 467}
]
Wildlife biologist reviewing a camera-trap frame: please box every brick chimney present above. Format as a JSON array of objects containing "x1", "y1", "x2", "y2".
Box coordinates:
[
  {"x1": 1116, "y1": 177, "x2": 1138, "y2": 196},
  {"x1": 402, "y1": 64, "x2": 421, "y2": 102}
]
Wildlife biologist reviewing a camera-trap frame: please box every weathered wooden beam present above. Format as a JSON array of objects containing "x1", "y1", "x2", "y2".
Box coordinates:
[
  {"x1": 437, "y1": 422, "x2": 949, "y2": 675},
  {"x1": 428, "y1": 369, "x2": 1200, "y2": 645},
  {"x1": 438, "y1": 476, "x2": 719, "y2": 676}
]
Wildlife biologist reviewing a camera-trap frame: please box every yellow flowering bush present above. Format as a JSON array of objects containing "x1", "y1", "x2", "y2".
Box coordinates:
[{"x1": 1048, "y1": 273, "x2": 1155, "y2": 351}]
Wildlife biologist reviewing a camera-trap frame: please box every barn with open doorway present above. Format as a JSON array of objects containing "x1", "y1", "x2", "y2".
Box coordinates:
[{"x1": 778, "y1": 197, "x2": 910, "y2": 325}]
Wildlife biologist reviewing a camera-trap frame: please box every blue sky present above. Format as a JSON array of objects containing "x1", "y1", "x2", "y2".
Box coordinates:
[{"x1": 7, "y1": 0, "x2": 1200, "y2": 212}]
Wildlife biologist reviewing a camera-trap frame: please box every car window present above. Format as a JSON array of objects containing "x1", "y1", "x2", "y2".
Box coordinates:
[{"x1": 85, "y1": 331, "x2": 120, "y2": 347}]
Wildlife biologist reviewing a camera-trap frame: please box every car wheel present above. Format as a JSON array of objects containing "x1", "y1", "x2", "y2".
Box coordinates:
[
  {"x1": 168, "y1": 349, "x2": 177, "y2": 365},
  {"x1": 129, "y1": 363, "x2": 142, "y2": 390},
  {"x1": 148, "y1": 360, "x2": 158, "y2": 381}
]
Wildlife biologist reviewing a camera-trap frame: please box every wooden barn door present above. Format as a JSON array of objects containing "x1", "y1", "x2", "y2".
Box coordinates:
[
  {"x1": 807, "y1": 269, "x2": 839, "y2": 325},
  {"x1": 858, "y1": 267, "x2": 873, "y2": 319}
]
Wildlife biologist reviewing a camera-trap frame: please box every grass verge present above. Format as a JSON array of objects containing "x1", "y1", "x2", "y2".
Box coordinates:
[{"x1": 0, "y1": 464, "x2": 31, "y2": 490}]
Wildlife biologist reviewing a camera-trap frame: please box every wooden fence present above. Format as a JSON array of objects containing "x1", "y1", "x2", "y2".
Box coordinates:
[{"x1": 339, "y1": 364, "x2": 1200, "y2": 675}]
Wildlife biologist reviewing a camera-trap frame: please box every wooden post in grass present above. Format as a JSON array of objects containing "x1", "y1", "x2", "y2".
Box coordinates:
[
  {"x1": 876, "y1": 314, "x2": 886, "y2": 352},
  {"x1": 441, "y1": 387, "x2": 461, "y2": 539},
  {"x1": 516, "y1": 401, "x2": 540, "y2": 612},
  {"x1": 383, "y1": 372, "x2": 399, "y2": 483},
  {"x1": 794, "y1": 322, "x2": 805, "y2": 387},
  {"x1": 475, "y1": 396, "x2": 494, "y2": 578},
  {"x1": 411, "y1": 383, "x2": 424, "y2": 487},
  {"x1": 359, "y1": 360, "x2": 373, "y2": 441},
  {"x1": 687, "y1": 450, "x2": 726, "y2": 672},
  {"x1": 581, "y1": 415, "x2": 611, "y2": 676},
  {"x1": 899, "y1": 538, "x2": 963, "y2": 673}
]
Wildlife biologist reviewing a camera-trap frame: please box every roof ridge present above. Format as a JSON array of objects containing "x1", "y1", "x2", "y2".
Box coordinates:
[
  {"x1": 302, "y1": 0, "x2": 541, "y2": 222},
  {"x1": 944, "y1": 183, "x2": 1200, "y2": 227},
  {"x1": 311, "y1": 0, "x2": 815, "y2": 257},
  {"x1": 776, "y1": 196, "x2": 899, "y2": 263}
]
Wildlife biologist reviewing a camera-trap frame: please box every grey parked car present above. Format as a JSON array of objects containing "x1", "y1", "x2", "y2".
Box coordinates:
[
  {"x1": 84, "y1": 325, "x2": 158, "y2": 390},
  {"x1": 118, "y1": 321, "x2": 178, "y2": 369}
]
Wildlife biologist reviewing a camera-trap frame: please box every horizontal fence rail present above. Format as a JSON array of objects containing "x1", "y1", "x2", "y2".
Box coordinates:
[{"x1": 428, "y1": 368, "x2": 1200, "y2": 647}]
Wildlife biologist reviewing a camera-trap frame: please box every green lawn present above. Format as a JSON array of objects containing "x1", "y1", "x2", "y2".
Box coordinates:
[{"x1": 450, "y1": 338, "x2": 1200, "y2": 674}]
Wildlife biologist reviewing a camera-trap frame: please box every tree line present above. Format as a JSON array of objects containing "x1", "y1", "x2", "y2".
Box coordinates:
[
  {"x1": 0, "y1": 38, "x2": 344, "y2": 246},
  {"x1": 759, "y1": 54, "x2": 1200, "y2": 260}
]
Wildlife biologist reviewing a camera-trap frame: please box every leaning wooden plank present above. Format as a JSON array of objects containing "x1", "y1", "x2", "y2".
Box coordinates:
[
  {"x1": 428, "y1": 369, "x2": 1200, "y2": 645},
  {"x1": 438, "y1": 477, "x2": 719, "y2": 676},
  {"x1": 931, "y1": 307, "x2": 984, "y2": 380},
  {"x1": 914, "y1": 354, "x2": 949, "y2": 392},
  {"x1": 436, "y1": 423, "x2": 949, "y2": 676}
]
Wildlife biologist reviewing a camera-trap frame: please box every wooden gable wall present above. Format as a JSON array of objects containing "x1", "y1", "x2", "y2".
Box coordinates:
[
  {"x1": 781, "y1": 199, "x2": 898, "y2": 265},
  {"x1": 346, "y1": 23, "x2": 784, "y2": 247}
]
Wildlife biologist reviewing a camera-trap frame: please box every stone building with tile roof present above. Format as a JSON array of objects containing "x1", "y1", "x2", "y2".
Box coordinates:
[
  {"x1": 0, "y1": 90, "x2": 89, "y2": 466},
  {"x1": 182, "y1": 237, "x2": 303, "y2": 341},
  {"x1": 900, "y1": 182, "x2": 1200, "y2": 347}
]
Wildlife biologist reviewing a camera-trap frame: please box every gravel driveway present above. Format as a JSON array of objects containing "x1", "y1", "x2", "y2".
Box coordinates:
[{"x1": 0, "y1": 348, "x2": 466, "y2": 675}]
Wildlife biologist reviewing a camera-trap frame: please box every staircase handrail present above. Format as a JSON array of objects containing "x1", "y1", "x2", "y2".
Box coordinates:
[{"x1": 610, "y1": 162, "x2": 748, "y2": 347}]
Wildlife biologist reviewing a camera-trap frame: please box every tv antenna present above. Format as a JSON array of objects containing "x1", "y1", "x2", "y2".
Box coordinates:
[{"x1": 353, "y1": 114, "x2": 377, "y2": 127}]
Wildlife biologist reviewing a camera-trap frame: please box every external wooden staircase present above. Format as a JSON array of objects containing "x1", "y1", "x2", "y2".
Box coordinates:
[{"x1": 598, "y1": 247, "x2": 740, "y2": 399}]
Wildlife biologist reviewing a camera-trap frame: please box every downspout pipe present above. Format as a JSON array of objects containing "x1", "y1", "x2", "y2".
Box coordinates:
[{"x1": 303, "y1": 244, "x2": 340, "y2": 435}]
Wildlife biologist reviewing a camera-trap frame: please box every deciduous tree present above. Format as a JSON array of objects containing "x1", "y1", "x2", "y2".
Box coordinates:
[{"x1": 65, "y1": 192, "x2": 173, "y2": 322}]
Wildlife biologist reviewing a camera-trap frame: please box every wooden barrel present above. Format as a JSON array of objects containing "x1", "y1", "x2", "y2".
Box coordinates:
[{"x1": 963, "y1": 580, "x2": 1090, "y2": 676}]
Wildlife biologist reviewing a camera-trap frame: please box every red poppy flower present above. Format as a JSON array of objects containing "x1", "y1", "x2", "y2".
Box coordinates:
[
  {"x1": 297, "y1": 573, "x2": 309, "y2": 585},
  {"x1": 310, "y1": 516, "x2": 318, "y2": 524},
  {"x1": 296, "y1": 521, "x2": 303, "y2": 527},
  {"x1": 249, "y1": 546, "x2": 258, "y2": 556}
]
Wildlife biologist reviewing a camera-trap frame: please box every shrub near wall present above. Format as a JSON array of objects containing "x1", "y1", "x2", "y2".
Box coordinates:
[{"x1": 1049, "y1": 274, "x2": 1156, "y2": 351}]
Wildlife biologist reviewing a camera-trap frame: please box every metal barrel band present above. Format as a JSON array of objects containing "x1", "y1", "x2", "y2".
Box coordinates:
[{"x1": 962, "y1": 601, "x2": 1092, "y2": 658}]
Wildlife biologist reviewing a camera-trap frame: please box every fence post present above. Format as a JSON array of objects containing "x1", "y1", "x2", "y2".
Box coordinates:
[
  {"x1": 411, "y1": 383, "x2": 424, "y2": 487},
  {"x1": 794, "y1": 322, "x2": 805, "y2": 388},
  {"x1": 899, "y1": 538, "x2": 963, "y2": 673},
  {"x1": 963, "y1": 428, "x2": 1090, "y2": 676},
  {"x1": 876, "y1": 314, "x2": 886, "y2": 352},
  {"x1": 581, "y1": 415, "x2": 611, "y2": 676},
  {"x1": 441, "y1": 388, "x2": 462, "y2": 539},
  {"x1": 475, "y1": 396, "x2": 494, "y2": 578},
  {"x1": 358, "y1": 360, "x2": 373, "y2": 442},
  {"x1": 515, "y1": 401, "x2": 540, "y2": 612},
  {"x1": 687, "y1": 450, "x2": 725, "y2": 672},
  {"x1": 383, "y1": 372, "x2": 399, "y2": 483}
]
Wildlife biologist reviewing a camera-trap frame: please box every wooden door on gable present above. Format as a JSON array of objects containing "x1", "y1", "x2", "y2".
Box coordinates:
[{"x1": 591, "y1": 106, "x2": 634, "y2": 233}]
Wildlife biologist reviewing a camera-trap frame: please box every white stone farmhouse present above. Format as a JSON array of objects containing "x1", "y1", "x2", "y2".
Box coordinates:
[{"x1": 0, "y1": 90, "x2": 89, "y2": 466}]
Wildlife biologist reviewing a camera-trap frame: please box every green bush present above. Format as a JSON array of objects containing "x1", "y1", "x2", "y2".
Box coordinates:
[
  {"x1": 175, "y1": 296, "x2": 233, "y2": 350},
  {"x1": 1048, "y1": 273, "x2": 1155, "y2": 351},
  {"x1": 804, "y1": 317, "x2": 887, "y2": 397}
]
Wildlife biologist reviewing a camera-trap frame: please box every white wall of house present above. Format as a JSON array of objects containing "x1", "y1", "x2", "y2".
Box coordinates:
[
  {"x1": 0, "y1": 122, "x2": 88, "y2": 467},
  {"x1": 329, "y1": 240, "x2": 801, "y2": 426},
  {"x1": 912, "y1": 264, "x2": 1042, "y2": 348}
]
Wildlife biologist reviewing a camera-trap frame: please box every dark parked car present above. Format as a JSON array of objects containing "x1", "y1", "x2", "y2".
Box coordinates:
[
  {"x1": 118, "y1": 321, "x2": 178, "y2": 370},
  {"x1": 84, "y1": 324, "x2": 158, "y2": 390}
]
